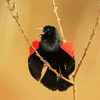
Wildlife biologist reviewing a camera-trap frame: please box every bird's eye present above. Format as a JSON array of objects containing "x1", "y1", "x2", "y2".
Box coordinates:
[
  {"x1": 44, "y1": 29, "x2": 50, "y2": 33},
  {"x1": 43, "y1": 28, "x2": 50, "y2": 33}
]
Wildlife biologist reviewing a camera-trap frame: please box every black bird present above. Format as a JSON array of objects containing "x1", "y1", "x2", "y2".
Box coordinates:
[{"x1": 28, "y1": 25, "x2": 75, "y2": 91}]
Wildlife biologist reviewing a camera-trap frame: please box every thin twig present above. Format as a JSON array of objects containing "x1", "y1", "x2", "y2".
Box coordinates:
[
  {"x1": 52, "y1": 0, "x2": 66, "y2": 42},
  {"x1": 72, "y1": 5, "x2": 100, "y2": 100},
  {"x1": 6, "y1": 0, "x2": 74, "y2": 85},
  {"x1": 73, "y1": 5, "x2": 100, "y2": 78},
  {"x1": 72, "y1": 77, "x2": 77, "y2": 100}
]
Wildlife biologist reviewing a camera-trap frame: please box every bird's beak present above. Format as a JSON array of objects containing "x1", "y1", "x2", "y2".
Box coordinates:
[
  {"x1": 40, "y1": 32, "x2": 45, "y2": 35},
  {"x1": 36, "y1": 27, "x2": 45, "y2": 35}
]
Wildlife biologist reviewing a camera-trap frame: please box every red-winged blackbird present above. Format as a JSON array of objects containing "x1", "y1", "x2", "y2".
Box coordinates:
[{"x1": 28, "y1": 25, "x2": 75, "y2": 91}]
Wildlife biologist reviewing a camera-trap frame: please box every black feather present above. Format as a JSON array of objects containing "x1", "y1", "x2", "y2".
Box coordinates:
[
  {"x1": 28, "y1": 52, "x2": 44, "y2": 81},
  {"x1": 41, "y1": 68, "x2": 58, "y2": 91},
  {"x1": 28, "y1": 25, "x2": 75, "y2": 91}
]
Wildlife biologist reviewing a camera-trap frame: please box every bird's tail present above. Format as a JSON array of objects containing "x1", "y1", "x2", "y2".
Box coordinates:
[
  {"x1": 41, "y1": 68, "x2": 72, "y2": 91},
  {"x1": 57, "y1": 77, "x2": 72, "y2": 91},
  {"x1": 41, "y1": 68, "x2": 58, "y2": 91}
]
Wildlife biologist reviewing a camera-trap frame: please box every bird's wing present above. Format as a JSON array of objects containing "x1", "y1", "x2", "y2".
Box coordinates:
[
  {"x1": 59, "y1": 41, "x2": 75, "y2": 76},
  {"x1": 29, "y1": 40, "x2": 40, "y2": 56},
  {"x1": 60, "y1": 41, "x2": 74, "y2": 58},
  {"x1": 28, "y1": 40, "x2": 44, "y2": 81},
  {"x1": 60, "y1": 41, "x2": 75, "y2": 76},
  {"x1": 57, "y1": 41, "x2": 75, "y2": 91}
]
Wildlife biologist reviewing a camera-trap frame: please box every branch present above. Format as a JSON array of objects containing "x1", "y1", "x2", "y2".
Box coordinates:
[
  {"x1": 6, "y1": 0, "x2": 74, "y2": 85},
  {"x1": 52, "y1": 0, "x2": 66, "y2": 42},
  {"x1": 73, "y1": 5, "x2": 100, "y2": 78},
  {"x1": 72, "y1": 5, "x2": 100, "y2": 100},
  {"x1": 72, "y1": 77, "x2": 77, "y2": 100}
]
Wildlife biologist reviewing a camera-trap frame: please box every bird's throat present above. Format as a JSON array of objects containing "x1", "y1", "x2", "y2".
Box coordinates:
[{"x1": 40, "y1": 39, "x2": 61, "y2": 52}]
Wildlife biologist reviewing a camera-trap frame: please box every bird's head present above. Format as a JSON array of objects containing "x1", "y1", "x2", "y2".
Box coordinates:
[
  {"x1": 38, "y1": 25, "x2": 61, "y2": 51},
  {"x1": 40, "y1": 25, "x2": 59, "y2": 40}
]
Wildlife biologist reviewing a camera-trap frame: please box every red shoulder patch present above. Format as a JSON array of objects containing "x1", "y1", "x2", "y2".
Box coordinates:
[
  {"x1": 29, "y1": 40, "x2": 39, "y2": 56},
  {"x1": 60, "y1": 41, "x2": 74, "y2": 58}
]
